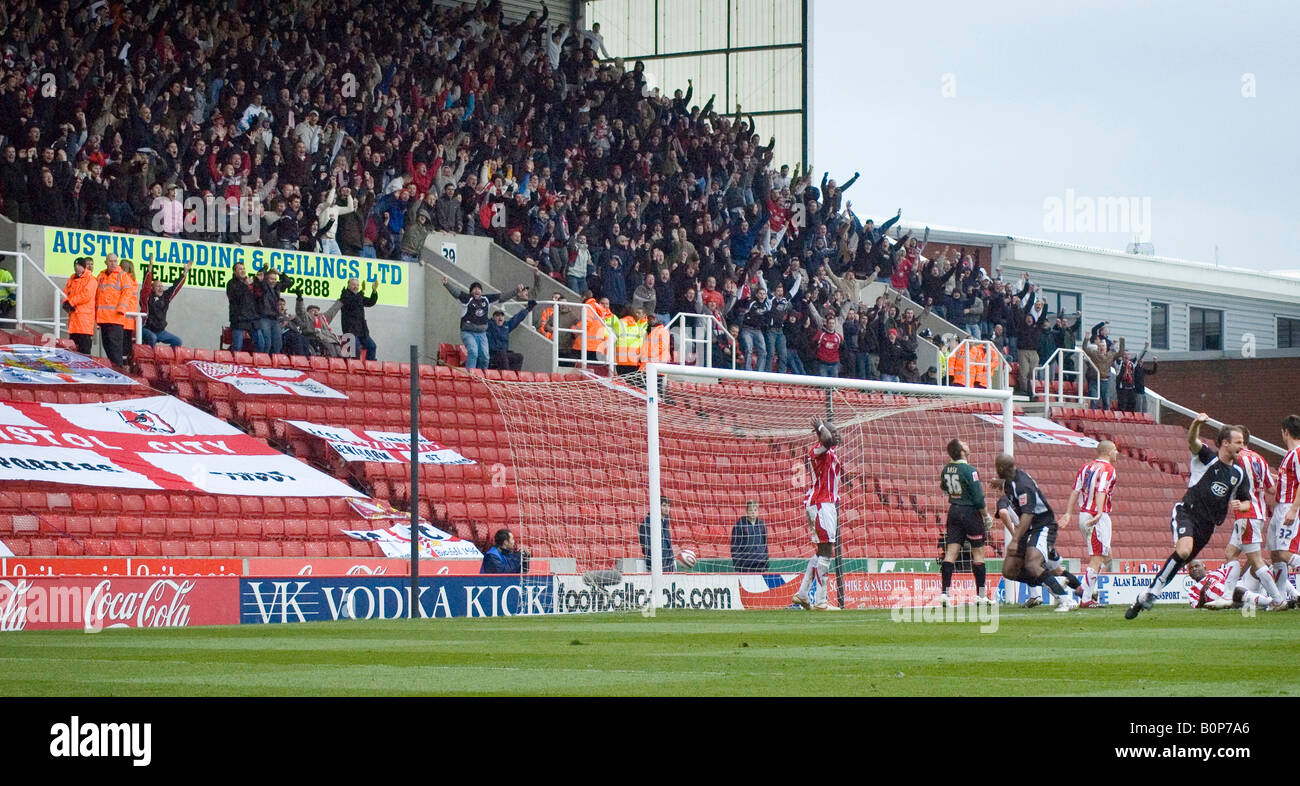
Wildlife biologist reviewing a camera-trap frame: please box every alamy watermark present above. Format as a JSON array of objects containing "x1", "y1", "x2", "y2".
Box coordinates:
[
  {"x1": 888, "y1": 587, "x2": 999, "y2": 633},
  {"x1": 50, "y1": 716, "x2": 152, "y2": 767},
  {"x1": 1042, "y1": 188, "x2": 1152, "y2": 242}
]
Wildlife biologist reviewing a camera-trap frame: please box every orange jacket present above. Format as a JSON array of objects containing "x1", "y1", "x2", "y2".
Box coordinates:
[
  {"x1": 951, "y1": 342, "x2": 1001, "y2": 388},
  {"x1": 119, "y1": 272, "x2": 140, "y2": 333},
  {"x1": 64, "y1": 270, "x2": 98, "y2": 336},
  {"x1": 572, "y1": 298, "x2": 612, "y2": 354},
  {"x1": 95, "y1": 266, "x2": 129, "y2": 327},
  {"x1": 947, "y1": 348, "x2": 966, "y2": 386},
  {"x1": 638, "y1": 324, "x2": 671, "y2": 369},
  {"x1": 538, "y1": 306, "x2": 555, "y2": 340}
]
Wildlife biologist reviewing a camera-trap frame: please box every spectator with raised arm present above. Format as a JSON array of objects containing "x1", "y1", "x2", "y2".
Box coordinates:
[
  {"x1": 226, "y1": 261, "x2": 259, "y2": 353},
  {"x1": 339, "y1": 277, "x2": 380, "y2": 361},
  {"x1": 444, "y1": 277, "x2": 527, "y2": 370},
  {"x1": 295, "y1": 293, "x2": 344, "y2": 357},
  {"x1": 255, "y1": 266, "x2": 295, "y2": 356},
  {"x1": 140, "y1": 260, "x2": 193, "y2": 348},
  {"x1": 488, "y1": 297, "x2": 538, "y2": 372}
]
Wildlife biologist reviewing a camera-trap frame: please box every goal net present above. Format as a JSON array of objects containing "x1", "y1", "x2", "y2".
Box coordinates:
[{"x1": 480, "y1": 365, "x2": 1013, "y2": 612}]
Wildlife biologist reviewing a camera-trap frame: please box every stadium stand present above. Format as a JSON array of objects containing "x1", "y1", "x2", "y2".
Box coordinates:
[{"x1": 0, "y1": 1, "x2": 1238, "y2": 569}]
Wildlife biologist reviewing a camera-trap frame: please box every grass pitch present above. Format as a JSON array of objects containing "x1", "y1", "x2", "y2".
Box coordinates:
[{"x1": 2, "y1": 607, "x2": 1298, "y2": 696}]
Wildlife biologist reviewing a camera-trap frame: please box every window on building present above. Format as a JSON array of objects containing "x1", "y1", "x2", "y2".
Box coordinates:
[
  {"x1": 1189, "y1": 307, "x2": 1223, "y2": 351},
  {"x1": 1279, "y1": 317, "x2": 1300, "y2": 349},
  {"x1": 1150, "y1": 302, "x2": 1169, "y2": 350},
  {"x1": 1040, "y1": 289, "x2": 1081, "y2": 318}
]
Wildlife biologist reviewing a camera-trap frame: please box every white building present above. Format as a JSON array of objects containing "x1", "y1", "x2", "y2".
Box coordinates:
[{"x1": 901, "y1": 224, "x2": 1300, "y2": 359}]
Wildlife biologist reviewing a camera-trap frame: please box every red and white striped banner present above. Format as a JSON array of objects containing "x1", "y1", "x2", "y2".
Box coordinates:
[
  {"x1": 0, "y1": 395, "x2": 359, "y2": 496},
  {"x1": 188, "y1": 361, "x2": 347, "y2": 398},
  {"x1": 286, "y1": 421, "x2": 475, "y2": 464}
]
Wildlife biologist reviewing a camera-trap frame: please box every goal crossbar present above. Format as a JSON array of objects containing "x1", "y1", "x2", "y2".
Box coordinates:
[{"x1": 642, "y1": 363, "x2": 1016, "y2": 613}]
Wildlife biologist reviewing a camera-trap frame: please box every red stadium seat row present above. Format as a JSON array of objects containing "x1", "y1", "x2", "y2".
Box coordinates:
[
  {"x1": 5, "y1": 538, "x2": 379, "y2": 558},
  {"x1": 0, "y1": 514, "x2": 368, "y2": 541}
]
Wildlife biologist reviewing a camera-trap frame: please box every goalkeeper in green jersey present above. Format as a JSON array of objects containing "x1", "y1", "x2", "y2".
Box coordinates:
[{"x1": 939, "y1": 438, "x2": 996, "y2": 605}]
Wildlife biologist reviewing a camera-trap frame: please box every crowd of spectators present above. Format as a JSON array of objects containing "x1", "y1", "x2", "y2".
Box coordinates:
[{"x1": 0, "y1": 0, "x2": 1142, "y2": 403}]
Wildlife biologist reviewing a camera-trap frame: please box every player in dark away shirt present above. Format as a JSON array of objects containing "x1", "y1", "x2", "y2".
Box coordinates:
[
  {"x1": 995, "y1": 453, "x2": 1078, "y2": 610},
  {"x1": 1126, "y1": 413, "x2": 1254, "y2": 619}
]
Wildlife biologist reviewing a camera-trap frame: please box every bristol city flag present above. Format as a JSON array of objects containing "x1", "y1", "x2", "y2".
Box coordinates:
[
  {"x1": 285, "y1": 421, "x2": 475, "y2": 464},
  {"x1": 0, "y1": 394, "x2": 359, "y2": 496},
  {"x1": 189, "y1": 361, "x2": 347, "y2": 398},
  {"x1": 0, "y1": 344, "x2": 136, "y2": 385}
]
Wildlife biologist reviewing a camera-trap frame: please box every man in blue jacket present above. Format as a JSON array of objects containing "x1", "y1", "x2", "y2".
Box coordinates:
[
  {"x1": 488, "y1": 298, "x2": 536, "y2": 371},
  {"x1": 480, "y1": 528, "x2": 530, "y2": 574},
  {"x1": 731, "y1": 500, "x2": 770, "y2": 573}
]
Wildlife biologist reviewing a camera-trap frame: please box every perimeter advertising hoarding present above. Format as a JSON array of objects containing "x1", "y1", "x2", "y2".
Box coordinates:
[
  {"x1": 44, "y1": 227, "x2": 410, "y2": 307},
  {"x1": 0, "y1": 576, "x2": 240, "y2": 631},
  {"x1": 243, "y1": 558, "x2": 513, "y2": 577},
  {"x1": 0, "y1": 557, "x2": 241, "y2": 577},
  {"x1": 239, "y1": 576, "x2": 555, "y2": 622}
]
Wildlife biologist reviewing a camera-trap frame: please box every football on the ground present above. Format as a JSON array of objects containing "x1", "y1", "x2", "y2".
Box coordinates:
[{"x1": 677, "y1": 549, "x2": 698, "y2": 568}]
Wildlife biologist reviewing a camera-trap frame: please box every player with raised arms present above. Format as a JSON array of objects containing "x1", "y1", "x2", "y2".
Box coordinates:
[
  {"x1": 1059, "y1": 440, "x2": 1119, "y2": 607},
  {"x1": 1126, "y1": 414, "x2": 1265, "y2": 619},
  {"x1": 995, "y1": 453, "x2": 1077, "y2": 612},
  {"x1": 793, "y1": 416, "x2": 842, "y2": 611},
  {"x1": 1267, "y1": 414, "x2": 1300, "y2": 604},
  {"x1": 939, "y1": 438, "x2": 995, "y2": 606},
  {"x1": 1219, "y1": 425, "x2": 1286, "y2": 605}
]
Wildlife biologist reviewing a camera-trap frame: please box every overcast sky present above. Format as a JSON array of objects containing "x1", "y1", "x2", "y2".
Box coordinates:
[{"x1": 810, "y1": 0, "x2": 1299, "y2": 272}]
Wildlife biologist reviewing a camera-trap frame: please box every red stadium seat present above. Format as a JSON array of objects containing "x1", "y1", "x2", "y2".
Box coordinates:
[
  {"x1": 65, "y1": 516, "x2": 92, "y2": 537},
  {"x1": 57, "y1": 538, "x2": 85, "y2": 556},
  {"x1": 210, "y1": 541, "x2": 237, "y2": 557}
]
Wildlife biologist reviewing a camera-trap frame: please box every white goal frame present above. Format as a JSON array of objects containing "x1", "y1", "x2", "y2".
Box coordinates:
[{"x1": 642, "y1": 363, "x2": 1016, "y2": 613}]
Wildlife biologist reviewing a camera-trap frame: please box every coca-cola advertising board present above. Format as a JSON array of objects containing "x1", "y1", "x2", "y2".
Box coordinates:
[
  {"x1": 0, "y1": 576, "x2": 239, "y2": 631},
  {"x1": 0, "y1": 557, "x2": 242, "y2": 577}
]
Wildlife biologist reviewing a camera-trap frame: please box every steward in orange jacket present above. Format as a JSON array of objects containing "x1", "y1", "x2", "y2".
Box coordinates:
[
  {"x1": 95, "y1": 254, "x2": 129, "y2": 367},
  {"x1": 639, "y1": 318, "x2": 672, "y2": 370},
  {"x1": 573, "y1": 297, "x2": 613, "y2": 358},
  {"x1": 63, "y1": 257, "x2": 98, "y2": 354}
]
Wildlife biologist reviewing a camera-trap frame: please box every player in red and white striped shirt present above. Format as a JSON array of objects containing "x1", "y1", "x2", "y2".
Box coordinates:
[
  {"x1": 1267, "y1": 415, "x2": 1300, "y2": 605},
  {"x1": 793, "y1": 417, "x2": 842, "y2": 611},
  {"x1": 1222, "y1": 426, "x2": 1287, "y2": 605},
  {"x1": 1187, "y1": 560, "x2": 1270, "y2": 609},
  {"x1": 1060, "y1": 440, "x2": 1119, "y2": 607}
]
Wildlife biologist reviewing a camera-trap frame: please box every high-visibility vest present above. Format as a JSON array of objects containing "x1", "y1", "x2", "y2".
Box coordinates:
[
  {"x1": 64, "y1": 270, "x2": 98, "y2": 336},
  {"x1": 539, "y1": 306, "x2": 555, "y2": 340},
  {"x1": 947, "y1": 346, "x2": 967, "y2": 386},
  {"x1": 119, "y1": 272, "x2": 140, "y2": 333},
  {"x1": 615, "y1": 316, "x2": 646, "y2": 365},
  {"x1": 949, "y1": 343, "x2": 1000, "y2": 388},
  {"x1": 95, "y1": 267, "x2": 128, "y2": 327},
  {"x1": 639, "y1": 325, "x2": 671, "y2": 369},
  {"x1": 573, "y1": 298, "x2": 611, "y2": 354},
  {"x1": 970, "y1": 343, "x2": 989, "y2": 388}
]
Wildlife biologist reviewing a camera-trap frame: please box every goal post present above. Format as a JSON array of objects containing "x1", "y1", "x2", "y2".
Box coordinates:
[
  {"x1": 480, "y1": 365, "x2": 1014, "y2": 614},
  {"x1": 643, "y1": 364, "x2": 1015, "y2": 612}
]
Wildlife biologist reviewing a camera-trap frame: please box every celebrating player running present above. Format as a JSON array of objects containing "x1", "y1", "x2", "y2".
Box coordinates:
[
  {"x1": 1060, "y1": 440, "x2": 1119, "y2": 607},
  {"x1": 1126, "y1": 414, "x2": 1261, "y2": 619}
]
